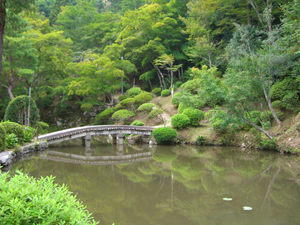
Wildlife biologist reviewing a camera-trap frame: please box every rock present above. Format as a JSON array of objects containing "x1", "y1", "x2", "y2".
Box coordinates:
[{"x1": 0, "y1": 151, "x2": 14, "y2": 167}]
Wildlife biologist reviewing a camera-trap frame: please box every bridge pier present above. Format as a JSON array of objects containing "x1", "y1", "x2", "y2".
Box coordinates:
[
  {"x1": 82, "y1": 135, "x2": 91, "y2": 147},
  {"x1": 117, "y1": 133, "x2": 125, "y2": 145}
]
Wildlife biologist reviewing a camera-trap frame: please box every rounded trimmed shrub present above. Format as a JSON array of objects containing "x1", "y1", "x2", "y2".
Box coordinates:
[
  {"x1": 182, "y1": 108, "x2": 204, "y2": 127},
  {"x1": 174, "y1": 81, "x2": 182, "y2": 89},
  {"x1": 134, "y1": 92, "x2": 153, "y2": 105},
  {"x1": 1, "y1": 121, "x2": 25, "y2": 145},
  {"x1": 115, "y1": 98, "x2": 136, "y2": 110},
  {"x1": 118, "y1": 94, "x2": 129, "y2": 101},
  {"x1": 93, "y1": 107, "x2": 117, "y2": 125},
  {"x1": 4, "y1": 95, "x2": 40, "y2": 127},
  {"x1": 148, "y1": 108, "x2": 163, "y2": 119},
  {"x1": 152, "y1": 149, "x2": 178, "y2": 162},
  {"x1": 112, "y1": 109, "x2": 135, "y2": 124},
  {"x1": 137, "y1": 103, "x2": 156, "y2": 112},
  {"x1": 126, "y1": 87, "x2": 142, "y2": 97},
  {"x1": 151, "y1": 87, "x2": 161, "y2": 96},
  {"x1": 131, "y1": 120, "x2": 145, "y2": 126},
  {"x1": 152, "y1": 127, "x2": 177, "y2": 144},
  {"x1": 0, "y1": 124, "x2": 6, "y2": 152},
  {"x1": 171, "y1": 114, "x2": 190, "y2": 130},
  {"x1": 0, "y1": 171, "x2": 98, "y2": 224},
  {"x1": 161, "y1": 89, "x2": 171, "y2": 97}
]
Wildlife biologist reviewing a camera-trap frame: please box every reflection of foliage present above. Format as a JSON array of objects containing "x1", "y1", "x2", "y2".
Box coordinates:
[
  {"x1": 171, "y1": 156, "x2": 190, "y2": 172},
  {"x1": 153, "y1": 149, "x2": 177, "y2": 162}
]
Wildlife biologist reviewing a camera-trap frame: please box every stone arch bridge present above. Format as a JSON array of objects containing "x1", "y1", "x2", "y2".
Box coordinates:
[{"x1": 38, "y1": 125, "x2": 155, "y2": 146}]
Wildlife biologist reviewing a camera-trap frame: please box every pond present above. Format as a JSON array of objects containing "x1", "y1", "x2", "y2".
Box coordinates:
[{"x1": 6, "y1": 139, "x2": 300, "y2": 225}]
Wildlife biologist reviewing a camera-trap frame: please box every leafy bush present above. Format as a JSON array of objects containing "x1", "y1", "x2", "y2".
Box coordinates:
[
  {"x1": 112, "y1": 110, "x2": 135, "y2": 124},
  {"x1": 1, "y1": 121, "x2": 25, "y2": 145},
  {"x1": 171, "y1": 114, "x2": 190, "y2": 130},
  {"x1": 115, "y1": 98, "x2": 136, "y2": 110},
  {"x1": 271, "y1": 78, "x2": 296, "y2": 100},
  {"x1": 271, "y1": 100, "x2": 284, "y2": 110},
  {"x1": 131, "y1": 120, "x2": 145, "y2": 126},
  {"x1": 152, "y1": 149, "x2": 177, "y2": 162},
  {"x1": 182, "y1": 108, "x2": 204, "y2": 126},
  {"x1": 260, "y1": 139, "x2": 278, "y2": 150},
  {"x1": 171, "y1": 91, "x2": 205, "y2": 108},
  {"x1": 94, "y1": 107, "x2": 117, "y2": 125},
  {"x1": 282, "y1": 91, "x2": 299, "y2": 110},
  {"x1": 4, "y1": 95, "x2": 40, "y2": 127},
  {"x1": 174, "y1": 81, "x2": 182, "y2": 89},
  {"x1": 0, "y1": 124, "x2": 6, "y2": 151},
  {"x1": 0, "y1": 171, "x2": 98, "y2": 224},
  {"x1": 6, "y1": 133, "x2": 18, "y2": 149},
  {"x1": 118, "y1": 94, "x2": 130, "y2": 101},
  {"x1": 209, "y1": 110, "x2": 230, "y2": 133},
  {"x1": 161, "y1": 89, "x2": 171, "y2": 97},
  {"x1": 137, "y1": 103, "x2": 156, "y2": 112},
  {"x1": 297, "y1": 123, "x2": 300, "y2": 132},
  {"x1": 152, "y1": 127, "x2": 177, "y2": 144},
  {"x1": 23, "y1": 126, "x2": 37, "y2": 142},
  {"x1": 151, "y1": 87, "x2": 161, "y2": 96},
  {"x1": 178, "y1": 103, "x2": 188, "y2": 114},
  {"x1": 126, "y1": 87, "x2": 142, "y2": 97},
  {"x1": 274, "y1": 110, "x2": 285, "y2": 121},
  {"x1": 196, "y1": 135, "x2": 206, "y2": 145},
  {"x1": 134, "y1": 92, "x2": 153, "y2": 105},
  {"x1": 36, "y1": 121, "x2": 50, "y2": 135},
  {"x1": 148, "y1": 108, "x2": 163, "y2": 119}
]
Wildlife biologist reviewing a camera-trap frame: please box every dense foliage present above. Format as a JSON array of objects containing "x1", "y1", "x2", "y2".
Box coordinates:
[
  {"x1": 111, "y1": 109, "x2": 135, "y2": 124},
  {"x1": 182, "y1": 108, "x2": 204, "y2": 127},
  {"x1": 0, "y1": 124, "x2": 6, "y2": 151},
  {"x1": 93, "y1": 107, "x2": 117, "y2": 125},
  {"x1": 137, "y1": 103, "x2": 156, "y2": 112},
  {"x1": 0, "y1": 171, "x2": 98, "y2": 224},
  {"x1": 130, "y1": 120, "x2": 144, "y2": 126},
  {"x1": 1, "y1": 121, "x2": 25, "y2": 145},
  {"x1": 152, "y1": 127, "x2": 177, "y2": 144},
  {"x1": 171, "y1": 114, "x2": 190, "y2": 130}
]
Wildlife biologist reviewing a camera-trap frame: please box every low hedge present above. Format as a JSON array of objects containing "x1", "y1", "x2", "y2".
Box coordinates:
[
  {"x1": 112, "y1": 109, "x2": 135, "y2": 124},
  {"x1": 151, "y1": 88, "x2": 162, "y2": 96},
  {"x1": 137, "y1": 103, "x2": 156, "y2": 112},
  {"x1": 148, "y1": 108, "x2": 163, "y2": 119},
  {"x1": 0, "y1": 171, "x2": 98, "y2": 224},
  {"x1": 152, "y1": 127, "x2": 177, "y2": 144},
  {"x1": 115, "y1": 98, "x2": 136, "y2": 110},
  {"x1": 94, "y1": 107, "x2": 117, "y2": 125},
  {"x1": 171, "y1": 114, "x2": 190, "y2": 130},
  {"x1": 131, "y1": 120, "x2": 145, "y2": 126},
  {"x1": 134, "y1": 92, "x2": 153, "y2": 105},
  {"x1": 126, "y1": 87, "x2": 142, "y2": 97},
  {"x1": 161, "y1": 89, "x2": 171, "y2": 97},
  {"x1": 1, "y1": 121, "x2": 25, "y2": 145},
  {"x1": 118, "y1": 94, "x2": 129, "y2": 101}
]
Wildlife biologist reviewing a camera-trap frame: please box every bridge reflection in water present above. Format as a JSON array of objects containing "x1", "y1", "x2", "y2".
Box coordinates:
[{"x1": 41, "y1": 144, "x2": 154, "y2": 165}]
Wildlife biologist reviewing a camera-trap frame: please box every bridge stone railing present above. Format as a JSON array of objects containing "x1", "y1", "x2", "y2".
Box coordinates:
[{"x1": 38, "y1": 125, "x2": 155, "y2": 145}]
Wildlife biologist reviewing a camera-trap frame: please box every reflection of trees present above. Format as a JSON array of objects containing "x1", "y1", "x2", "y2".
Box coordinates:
[{"x1": 7, "y1": 146, "x2": 300, "y2": 225}]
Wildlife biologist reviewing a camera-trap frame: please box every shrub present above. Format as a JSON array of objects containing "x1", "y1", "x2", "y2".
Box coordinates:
[
  {"x1": 148, "y1": 108, "x2": 163, "y2": 119},
  {"x1": 282, "y1": 91, "x2": 299, "y2": 110},
  {"x1": 152, "y1": 127, "x2": 177, "y2": 144},
  {"x1": 137, "y1": 103, "x2": 156, "y2": 112},
  {"x1": 271, "y1": 78, "x2": 296, "y2": 101},
  {"x1": 131, "y1": 120, "x2": 145, "y2": 126},
  {"x1": 274, "y1": 110, "x2": 285, "y2": 121},
  {"x1": 23, "y1": 126, "x2": 37, "y2": 142},
  {"x1": 0, "y1": 171, "x2": 98, "y2": 224},
  {"x1": 161, "y1": 89, "x2": 171, "y2": 97},
  {"x1": 6, "y1": 133, "x2": 18, "y2": 149},
  {"x1": 178, "y1": 103, "x2": 188, "y2": 114},
  {"x1": 115, "y1": 98, "x2": 136, "y2": 110},
  {"x1": 260, "y1": 111, "x2": 273, "y2": 122},
  {"x1": 182, "y1": 108, "x2": 204, "y2": 126},
  {"x1": 126, "y1": 87, "x2": 142, "y2": 97},
  {"x1": 112, "y1": 110, "x2": 135, "y2": 124},
  {"x1": 196, "y1": 136, "x2": 206, "y2": 145},
  {"x1": 297, "y1": 123, "x2": 300, "y2": 132},
  {"x1": 151, "y1": 87, "x2": 161, "y2": 96},
  {"x1": 36, "y1": 121, "x2": 50, "y2": 135},
  {"x1": 1, "y1": 121, "x2": 25, "y2": 145},
  {"x1": 171, "y1": 92, "x2": 182, "y2": 106},
  {"x1": 209, "y1": 110, "x2": 230, "y2": 133},
  {"x1": 134, "y1": 92, "x2": 153, "y2": 105},
  {"x1": 4, "y1": 95, "x2": 40, "y2": 127},
  {"x1": 118, "y1": 94, "x2": 129, "y2": 101},
  {"x1": 260, "y1": 139, "x2": 278, "y2": 150},
  {"x1": 0, "y1": 124, "x2": 6, "y2": 151},
  {"x1": 152, "y1": 149, "x2": 177, "y2": 162},
  {"x1": 174, "y1": 81, "x2": 182, "y2": 89},
  {"x1": 271, "y1": 100, "x2": 284, "y2": 110},
  {"x1": 171, "y1": 114, "x2": 190, "y2": 130},
  {"x1": 93, "y1": 107, "x2": 117, "y2": 125}
]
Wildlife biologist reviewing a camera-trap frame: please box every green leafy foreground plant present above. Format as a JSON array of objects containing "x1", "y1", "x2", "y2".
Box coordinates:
[
  {"x1": 6, "y1": 133, "x2": 18, "y2": 149},
  {"x1": 0, "y1": 171, "x2": 98, "y2": 224}
]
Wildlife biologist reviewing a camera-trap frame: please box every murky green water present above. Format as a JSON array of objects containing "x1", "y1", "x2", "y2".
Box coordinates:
[{"x1": 7, "y1": 140, "x2": 300, "y2": 225}]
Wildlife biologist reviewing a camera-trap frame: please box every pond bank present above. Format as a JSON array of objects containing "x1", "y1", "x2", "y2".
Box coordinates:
[{"x1": 0, "y1": 141, "x2": 48, "y2": 168}]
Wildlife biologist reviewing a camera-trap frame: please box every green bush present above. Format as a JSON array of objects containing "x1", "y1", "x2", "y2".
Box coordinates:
[
  {"x1": 0, "y1": 171, "x2": 98, "y2": 224},
  {"x1": 171, "y1": 92, "x2": 182, "y2": 106},
  {"x1": 209, "y1": 110, "x2": 230, "y2": 133},
  {"x1": 196, "y1": 135, "x2": 206, "y2": 145},
  {"x1": 126, "y1": 87, "x2": 142, "y2": 97},
  {"x1": 174, "y1": 81, "x2": 183, "y2": 89},
  {"x1": 36, "y1": 121, "x2": 50, "y2": 135},
  {"x1": 151, "y1": 87, "x2": 161, "y2": 96},
  {"x1": 297, "y1": 123, "x2": 300, "y2": 132},
  {"x1": 118, "y1": 94, "x2": 129, "y2": 101},
  {"x1": 260, "y1": 139, "x2": 278, "y2": 150},
  {"x1": 4, "y1": 95, "x2": 40, "y2": 127},
  {"x1": 6, "y1": 133, "x2": 18, "y2": 149},
  {"x1": 161, "y1": 89, "x2": 171, "y2": 97},
  {"x1": 137, "y1": 103, "x2": 156, "y2": 112},
  {"x1": 260, "y1": 111, "x2": 273, "y2": 122},
  {"x1": 152, "y1": 127, "x2": 177, "y2": 144},
  {"x1": 182, "y1": 108, "x2": 204, "y2": 127},
  {"x1": 0, "y1": 124, "x2": 6, "y2": 151},
  {"x1": 134, "y1": 92, "x2": 153, "y2": 105},
  {"x1": 274, "y1": 110, "x2": 285, "y2": 121},
  {"x1": 23, "y1": 126, "x2": 37, "y2": 142},
  {"x1": 271, "y1": 78, "x2": 296, "y2": 101},
  {"x1": 271, "y1": 100, "x2": 284, "y2": 110},
  {"x1": 178, "y1": 103, "x2": 188, "y2": 114},
  {"x1": 148, "y1": 108, "x2": 163, "y2": 119},
  {"x1": 112, "y1": 110, "x2": 135, "y2": 124},
  {"x1": 152, "y1": 149, "x2": 177, "y2": 162},
  {"x1": 1, "y1": 121, "x2": 25, "y2": 145},
  {"x1": 171, "y1": 114, "x2": 190, "y2": 130},
  {"x1": 131, "y1": 120, "x2": 145, "y2": 126},
  {"x1": 93, "y1": 107, "x2": 117, "y2": 125},
  {"x1": 115, "y1": 98, "x2": 136, "y2": 110},
  {"x1": 282, "y1": 91, "x2": 299, "y2": 110}
]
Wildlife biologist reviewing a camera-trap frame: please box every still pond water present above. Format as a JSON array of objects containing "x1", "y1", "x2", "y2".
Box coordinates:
[{"x1": 7, "y1": 139, "x2": 300, "y2": 225}]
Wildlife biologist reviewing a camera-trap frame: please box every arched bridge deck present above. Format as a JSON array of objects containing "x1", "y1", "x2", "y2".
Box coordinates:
[{"x1": 38, "y1": 125, "x2": 155, "y2": 145}]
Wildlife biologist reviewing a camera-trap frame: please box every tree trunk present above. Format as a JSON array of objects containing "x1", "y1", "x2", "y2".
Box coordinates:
[
  {"x1": 0, "y1": 1, "x2": 6, "y2": 89},
  {"x1": 243, "y1": 118, "x2": 273, "y2": 139}
]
